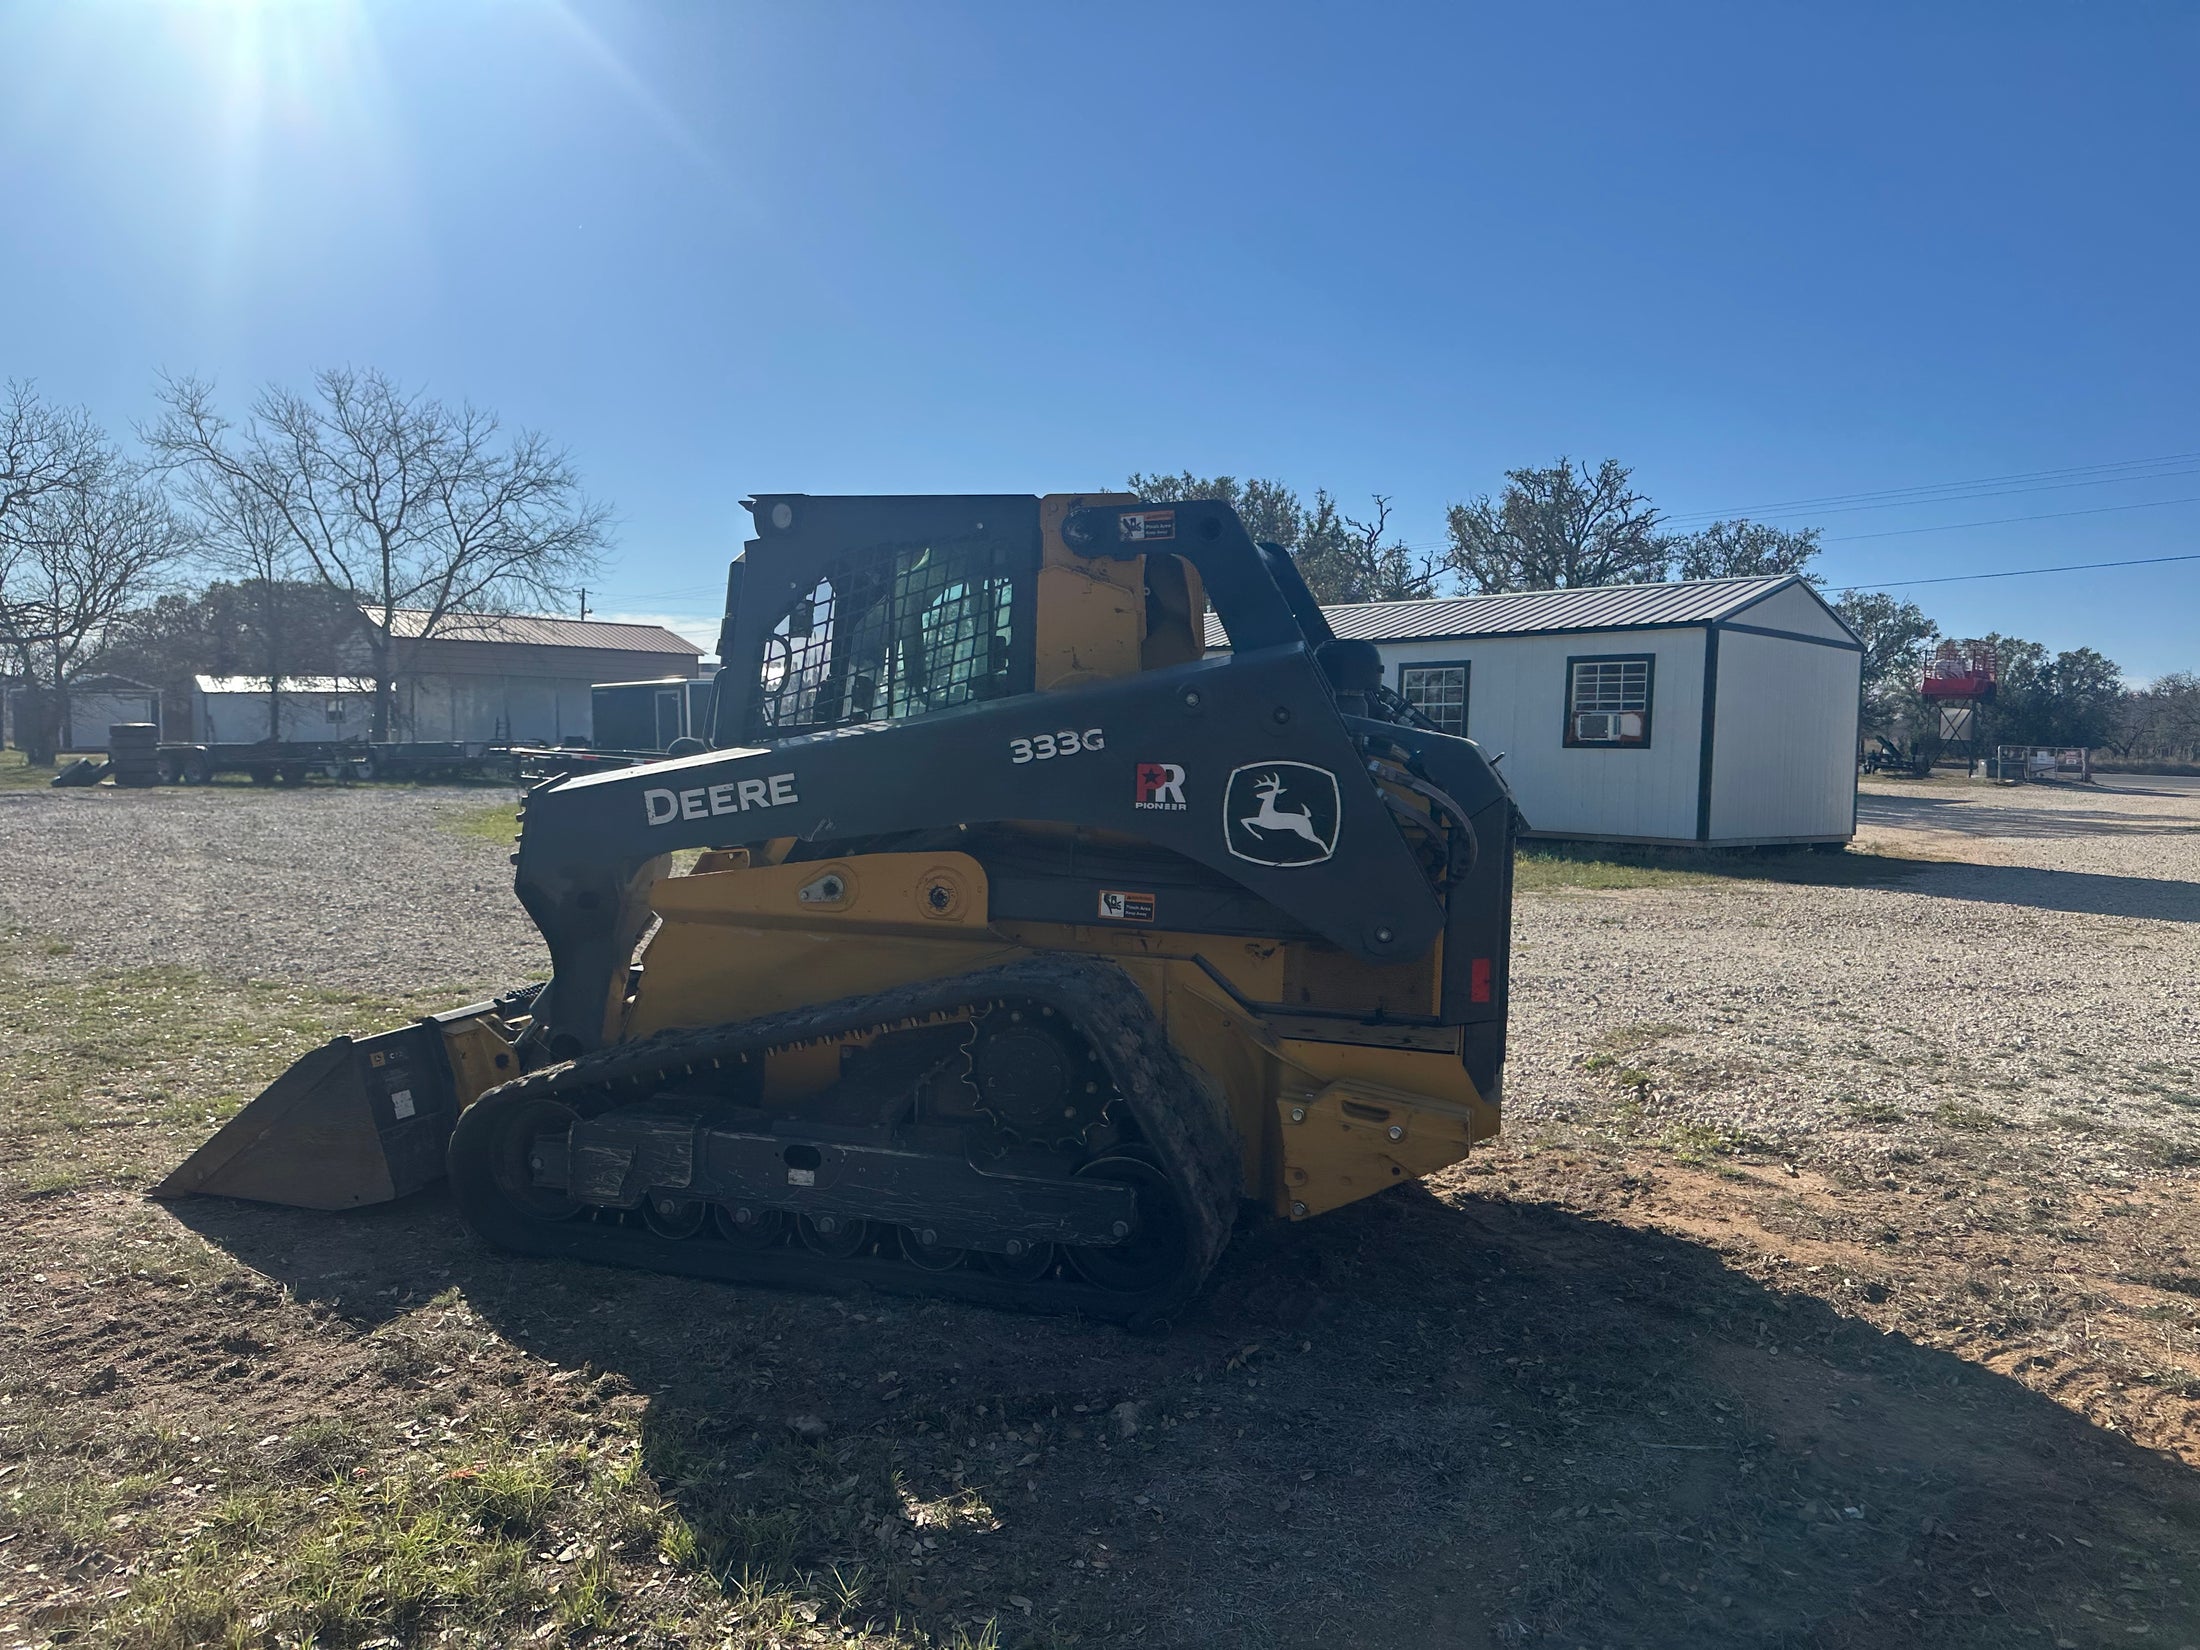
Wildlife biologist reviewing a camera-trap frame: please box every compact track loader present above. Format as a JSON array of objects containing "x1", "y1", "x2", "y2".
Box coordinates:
[{"x1": 160, "y1": 494, "x2": 1519, "y2": 1325}]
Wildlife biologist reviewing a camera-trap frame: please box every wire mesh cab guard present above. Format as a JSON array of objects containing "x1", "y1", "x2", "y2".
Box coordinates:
[{"x1": 714, "y1": 496, "x2": 1043, "y2": 749}]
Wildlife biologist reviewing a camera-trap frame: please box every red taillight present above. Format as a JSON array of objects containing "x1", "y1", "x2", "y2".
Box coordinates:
[{"x1": 1470, "y1": 958, "x2": 1493, "y2": 1004}]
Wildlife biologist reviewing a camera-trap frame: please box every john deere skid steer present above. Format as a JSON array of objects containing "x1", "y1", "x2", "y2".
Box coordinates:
[{"x1": 160, "y1": 493, "x2": 1518, "y2": 1325}]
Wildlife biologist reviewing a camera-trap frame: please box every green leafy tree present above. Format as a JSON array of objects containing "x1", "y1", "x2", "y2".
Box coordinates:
[
  {"x1": 1124, "y1": 473, "x2": 1305, "y2": 549},
  {"x1": 1672, "y1": 519, "x2": 1823, "y2": 582},
  {"x1": 1979, "y1": 634, "x2": 2051, "y2": 747},
  {"x1": 1443, "y1": 458, "x2": 1669, "y2": 592},
  {"x1": 1833, "y1": 590, "x2": 1938, "y2": 742},
  {"x1": 1979, "y1": 635, "x2": 2124, "y2": 749},
  {"x1": 1125, "y1": 473, "x2": 1439, "y2": 603}
]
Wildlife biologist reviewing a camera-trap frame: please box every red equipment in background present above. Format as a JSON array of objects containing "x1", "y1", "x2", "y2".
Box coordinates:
[
  {"x1": 1919, "y1": 641, "x2": 1998, "y2": 771},
  {"x1": 1922, "y1": 641, "x2": 1998, "y2": 702}
]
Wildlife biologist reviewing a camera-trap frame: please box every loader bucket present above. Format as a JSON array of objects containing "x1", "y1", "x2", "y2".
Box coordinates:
[{"x1": 153, "y1": 1020, "x2": 463, "y2": 1210}]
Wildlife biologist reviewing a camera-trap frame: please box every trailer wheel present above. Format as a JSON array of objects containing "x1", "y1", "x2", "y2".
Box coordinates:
[
  {"x1": 352, "y1": 752, "x2": 380, "y2": 783},
  {"x1": 157, "y1": 751, "x2": 185, "y2": 785},
  {"x1": 278, "y1": 763, "x2": 309, "y2": 786},
  {"x1": 185, "y1": 751, "x2": 213, "y2": 785},
  {"x1": 250, "y1": 765, "x2": 277, "y2": 786}
]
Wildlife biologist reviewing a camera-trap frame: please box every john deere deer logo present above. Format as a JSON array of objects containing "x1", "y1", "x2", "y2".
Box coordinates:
[{"x1": 1223, "y1": 762, "x2": 1341, "y2": 867}]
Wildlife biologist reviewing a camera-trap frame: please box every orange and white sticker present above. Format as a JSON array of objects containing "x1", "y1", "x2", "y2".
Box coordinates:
[
  {"x1": 1098, "y1": 889, "x2": 1155, "y2": 923},
  {"x1": 1118, "y1": 510, "x2": 1175, "y2": 542}
]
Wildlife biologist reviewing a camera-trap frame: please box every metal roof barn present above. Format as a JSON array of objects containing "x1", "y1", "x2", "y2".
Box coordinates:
[
  {"x1": 1210, "y1": 575, "x2": 1862, "y2": 846},
  {"x1": 363, "y1": 610, "x2": 705, "y2": 745}
]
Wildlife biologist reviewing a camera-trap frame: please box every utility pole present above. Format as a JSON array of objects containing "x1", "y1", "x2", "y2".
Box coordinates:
[{"x1": 578, "y1": 587, "x2": 590, "y2": 621}]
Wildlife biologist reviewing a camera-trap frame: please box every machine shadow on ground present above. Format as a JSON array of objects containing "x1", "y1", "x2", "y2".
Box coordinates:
[
  {"x1": 174, "y1": 1180, "x2": 2200, "y2": 1649},
  {"x1": 1868, "y1": 859, "x2": 2200, "y2": 922},
  {"x1": 1858, "y1": 786, "x2": 2200, "y2": 841},
  {"x1": 1527, "y1": 834, "x2": 2200, "y2": 922}
]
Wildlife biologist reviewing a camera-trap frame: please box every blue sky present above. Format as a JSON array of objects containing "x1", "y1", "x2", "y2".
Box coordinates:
[{"x1": 4, "y1": 2, "x2": 2195, "y2": 676}]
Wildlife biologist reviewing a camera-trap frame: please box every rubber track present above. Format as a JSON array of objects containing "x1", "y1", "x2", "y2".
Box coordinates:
[{"x1": 449, "y1": 955, "x2": 1242, "y2": 1329}]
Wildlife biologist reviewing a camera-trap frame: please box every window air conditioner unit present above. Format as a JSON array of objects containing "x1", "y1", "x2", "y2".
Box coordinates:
[{"x1": 1574, "y1": 711, "x2": 1617, "y2": 742}]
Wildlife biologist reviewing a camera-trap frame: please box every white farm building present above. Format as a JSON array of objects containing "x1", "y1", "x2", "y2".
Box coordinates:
[
  {"x1": 1212, "y1": 574, "x2": 1861, "y2": 847},
  {"x1": 174, "y1": 612, "x2": 704, "y2": 746}
]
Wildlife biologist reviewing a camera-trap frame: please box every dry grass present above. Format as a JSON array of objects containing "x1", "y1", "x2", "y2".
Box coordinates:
[
  {"x1": 443, "y1": 799, "x2": 524, "y2": 848},
  {"x1": 0, "y1": 938, "x2": 456, "y2": 1201},
  {"x1": 0, "y1": 748, "x2": 80, "y2": 791},
  {"x1": 1513, "y1": 838, "x2": 1926, "y2": 893}
]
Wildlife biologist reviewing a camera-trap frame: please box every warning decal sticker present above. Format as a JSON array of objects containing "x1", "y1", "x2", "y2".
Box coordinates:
[{"x1": 1098, "y1": 889, "x2": 1156, "y2": 923}]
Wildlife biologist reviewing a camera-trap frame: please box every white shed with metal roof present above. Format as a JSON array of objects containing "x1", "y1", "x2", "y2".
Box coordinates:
[{"x1": 1210, "y1": 575, "x2": 1860, "y2": 847}]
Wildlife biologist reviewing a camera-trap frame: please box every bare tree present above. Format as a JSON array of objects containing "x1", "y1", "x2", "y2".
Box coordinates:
[
  {"x1": 2, "y1": 385, "x2": 116, "y2": 751},
  {"x1": 0, "y1": 382, "x2": 108, "y2": 550},
  {"x1": 4, "y1": 464, "x2": 189, "y2": 759},
  {"x1": 149, "y1": 369, "x2": 610, "y2": 740},
  {"x1": 1296, "y1": 493, "x2": 1444, "y2": 604},
  {"x1": 1444, "y1": 458, "x2": 1671, "y2": 592},
  {"x1": 168, "y1": 469, "x2": 315, "y2": 741}
]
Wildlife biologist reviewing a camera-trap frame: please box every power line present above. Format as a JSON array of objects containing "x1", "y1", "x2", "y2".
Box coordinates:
[
  {"x1": 1835, "y1": 551, "x2": 2200, "y2": 592},
  {"x1": 1827, "y1": 493, "x2": 2200, "y2": 542},
  {"x1": 1662, "y1": 449, "x2": 2200, "y2": 527},
  {"x1": 1665, "y1": 464, "x2": 2200, "y2": 526}
]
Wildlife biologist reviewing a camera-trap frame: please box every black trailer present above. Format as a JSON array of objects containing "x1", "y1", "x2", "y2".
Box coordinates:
[
  {"x1": 590, "y1": 676, "x2": 715, "y2": 754},
  {"x1": 154, "y1": 739, "x2": 510, "y2": 785}
]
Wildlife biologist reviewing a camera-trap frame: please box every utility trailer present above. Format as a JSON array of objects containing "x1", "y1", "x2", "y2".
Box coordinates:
[{"x1": 154, "y1": 739, "x2": 511, "y2": 786}]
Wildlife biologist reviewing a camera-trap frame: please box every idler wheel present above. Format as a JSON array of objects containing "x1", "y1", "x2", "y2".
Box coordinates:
[
  {"x1": 1067, "y1": 1154, "x2": 1186, "y2": 1294},
  {"x1": 481, "y1": 1097, "x2": 582, "y2": 1223}
]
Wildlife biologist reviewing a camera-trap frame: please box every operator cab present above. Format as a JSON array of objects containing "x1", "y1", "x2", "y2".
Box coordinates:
[{"x1": 710, "y1": 492, "x2": 1415, "y2": 750}]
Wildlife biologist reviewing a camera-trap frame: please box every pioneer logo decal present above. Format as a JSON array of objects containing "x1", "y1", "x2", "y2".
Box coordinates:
[
  {"x1": 1133, "y1": 762, "x2": 1187, "y2": 811},
  {"x1": 1223, "y1": 762, "x2": 1340, "y2": 867},
  {"x1": 644, "y1": 772, "x2": 798, "y2": 827}
]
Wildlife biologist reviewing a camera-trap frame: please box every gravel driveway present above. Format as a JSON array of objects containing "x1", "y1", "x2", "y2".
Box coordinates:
[
  {"x1": 0, "y1": 783, "x2": 543, "y2": 992},
  {"x1": 1507, "y1": 774, "x2": 2200, "y2": 1176}
]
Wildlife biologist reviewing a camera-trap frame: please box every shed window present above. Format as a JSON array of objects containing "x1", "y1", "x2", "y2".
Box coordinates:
[
  {"x1": 1565, "y1": 654, "x2": 1653, "y2": 747},
  {"x1": 1398, "y1": 662, "x2": 1470, "y2": 737}
]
